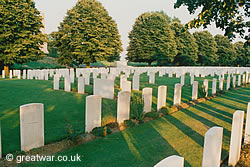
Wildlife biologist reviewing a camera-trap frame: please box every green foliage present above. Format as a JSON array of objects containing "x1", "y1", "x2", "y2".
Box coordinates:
[
  {"x1": 233, "y1": 41, "x2": 248, "y2": 67},
  {"x1": 145, "y1": 112, "x2": 160, "y2": 119},
  {"x1": 170, "y1": 21, "x2": 198, "y2": 65},
  {"x1": 0, "y1": 0, "x2": 47, "y2": 66},
  {"x1": 63, "y1": 119, "x2": 81, "y2": 144},
  {"x1": 13, "y1": 56, "x2": 64, "y2": 69},
  {"x1": 174, "y1": 0, "x2": 249, "y2": 41},
  {"x1": 127, "y1": 12, "x2": 177, "y2": 65},
  {"x1": 105, "y1": 122, "x2": 119, "y2": 129},
  {"x1": 131, "y1": 92, "x2": 145, "y2": 123},
  {"x1": 52, "y1": 0, "x2": 122, "y2": 66},
  {"x1": 158, "y1": 107, "x2": 172, "y2": 115},
  {"x1": 123, "y1": 120, "x2": 136, "y2": 128},
  {"x1": 215, "y1": 35, "x2": 236, "y2": 66},
  {"x1": 193, "y1": 31, "x2": 218, "y2": 65},
  {"x1": 91, "y1": 126, "x2": 112, "y2": 137},
  {"x1": 198, "y1": 84, "x2": 206, "y2": 98}
]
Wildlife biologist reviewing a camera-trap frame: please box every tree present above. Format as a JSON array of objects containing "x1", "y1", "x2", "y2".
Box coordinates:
[
  {"x1": 170, "y1": 21, "x2": 198, "y2": 66},
  {"x1": 193, "y1": 31, "x2": 218, "y2": 66},
  {"x1": 214, "y1": 34, "x2": 236, "y2": 66},
  {"x1": 52, "y1": 0, "x2": 122, "y2": 66},
  {"x1": 233, "y1": 41, "x2": 248, "y2": 66},
  {"x1": 126, "y1": 12, "x2": 177, "y2": 66},
  {"x1": 174, "y1": 0, "x2": 249, "y2": 41},
  {"x1": 0, "y1": 0, "x2": 47, "y2": 69}
]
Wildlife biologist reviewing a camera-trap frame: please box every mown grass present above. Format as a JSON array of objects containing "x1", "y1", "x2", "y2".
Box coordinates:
[
  {"x1": 0, "y1": 73, "x2": 241, "y2": 156},
  {"x1": 20, "y1": 86, "x2": 250, "y2": 167}
]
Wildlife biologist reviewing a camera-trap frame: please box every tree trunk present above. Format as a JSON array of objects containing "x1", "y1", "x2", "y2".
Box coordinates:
[
  {"x1": 86, "y1": 63, "x2": 90, "y2": 68},
  {"x1": 4, "y1": 66, "x2": 9, "y2": 76}
]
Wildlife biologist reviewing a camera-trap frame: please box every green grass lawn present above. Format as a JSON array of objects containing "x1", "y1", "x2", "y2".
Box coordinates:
[
  {"x1": 19, "y1": 85, "x2": 250, "y2": 167},
  {"x1": 0, "y1": 73, "x2": 241, "y2": 156}
]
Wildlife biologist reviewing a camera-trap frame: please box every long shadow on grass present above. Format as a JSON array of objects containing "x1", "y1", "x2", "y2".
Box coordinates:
[
  {"x1": 162, "y1": 114, "x2": 204, "y2": 147},
  {"x1": 198, "y1": 102, "x2": 233, "y2": 118},
  {"x1": 179, "y1": 108, "x2": 231, "y2": 138},
  {"x1": 222, "y1": 94, "x2": 249, "y2": 104},
  {"x1": 193, "y1": 105, "x2": 232, "y2": 124}
]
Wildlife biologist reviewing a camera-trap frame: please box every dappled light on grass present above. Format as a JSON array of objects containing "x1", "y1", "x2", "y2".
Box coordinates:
[{"x1": 47, "y1": 105, "x2": 55, "y2": 112}]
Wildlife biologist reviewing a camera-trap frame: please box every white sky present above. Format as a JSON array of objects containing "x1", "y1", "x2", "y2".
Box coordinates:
[{"x1": 33, "y1": 0, "x2": 244, "y2": 59}]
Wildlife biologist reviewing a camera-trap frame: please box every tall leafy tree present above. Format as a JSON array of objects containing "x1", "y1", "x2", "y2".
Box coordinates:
[
  {"x1": 170, "y1": 21, "x2": 198, "y2": 66},
  {"x1": 52, "y1": 0, "x2": 122, "y2": 66},
  {"x1": 233, "y1": 41, "x2": 248, "y2": 66},
  {"x1": 193, "y1": 31, "x2": 218, "y2": 66},
  {"x1": 0, "y1": 0, "x2": 47, "y2": 69},
  {"x1": 174, "y1": 0, "x2": 249, "y2": 41},
  {"x1": 215, "y1": 34, "x2": 236, "y2": 66},
  {"x1": 126, "y1": 12, "x2": 177, "y2": 66}
]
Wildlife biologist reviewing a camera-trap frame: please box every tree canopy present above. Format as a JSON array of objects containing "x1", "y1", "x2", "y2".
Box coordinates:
[
  {"x1": 193, "y1": 31, "x2": 218, "y2": 66},
  {"x1": 0, "y1": 0, "x2": 47, "y2": 67},
  {"x1": 233, "y1": 41, "x2": 248, "y2": 66},
  {"x1": 170, "y1": 21, "x2": 198, "y2": 65},
  {"x1": 52, "y1": 0, "x2": 122, "y2": 66},
  {"x1": 215, "y1": 34, "x2": 236, "y2": 66},
  {"x1": 126, "y1": 12, "x2": 177, "y2": 66},
  {"x1": 174, "y1": 0, "x2": 249, "y2": 41}
]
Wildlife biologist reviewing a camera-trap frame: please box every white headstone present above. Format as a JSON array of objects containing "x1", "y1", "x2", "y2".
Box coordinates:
[
  {"x1": 53, "y1": 75, "x2": 59, "y2": 90},
  {"x1": 120, "y1": 75, "x2": 127, "y2": 89},
  {"x1": 64, "y1": 76, "x2": 71, "y2": 92},
  {"x1": 242, "y1": 74, "x2": 246, "y2": 84},
  {"x1": 85, "y1": 95, "x2": 102, "y2": 133},
  {"x1": 202, "y1": 126, "x2": 223, "y2": 167},
  {"x1": 212, "y1": 78, "x2": 217, "y2": 95},
  {"x1": 192, "y1": 81, "x2": 198, "y2": 101},
  {"x1": 9, "y1": 70, "x2": 12, "y2": 79},
  {"x1": 219, "y1": 78, "x2": 224, "y2": 91},
  {"x1": 23, "y1": 70, "x2": 26, "y2": 79},
  {"x1": 2, "y1": 70, "x2": 5, "y2": 78},
  {"x1": 203, "y1": 79, "x2": 209, "y2": 97},
  {"x1": 149, "y1": 72, "x2": 155, "y2": 84},
  {"x1": 142, "y1": 87, "x2": 153, "y2": 113},
  {"x1": 132, "y1": 74, "x2": 140, "y2": 91},
  {"x1": 78, "y1": 77, "x2": 85, "y2": 94},
  {"x1": 122, "y1": 81, "x2": 131, "y2": 92},
  {"x1": 20, "y1": 103, "x2": 44, "y2": 151},
  {"x1": 180, "y1": 74, "x2": 185, "y2": 86},
  {"x1": 154, "y1": 155, "x2": 184, "y2": 167},
  {"x1": 246, "y1": 73, "x2": 249, "y2": 83},
  {"x1": 174, "y1": 84, "x2": 182, "y2": 106},
  {"x1": 44, "y1": 70, "x2": 48, "y2": 80},
  {"x1": 157, "y1": 86, "x2": 167, "y2": 111},
  {"x1": 228, "y1": 110, "x2": 245, "y2": 166},
  {"x1": 233, "y1": 76, "x2": 236, "y2": 88},
  {"x1": 94, "y1": 78, "x2": 114, "y2": 99},
  {"x1": 190, "y1": 74, "x2": 194, "y2": 85},
  {"x1": 244, "y1": 102, "x2": 250, "y2": 144},
  {"x1": 70, "y1": 69, "x2": 74, "y2": 83},
  {"x1": 238, "y1": 75, "x2": 241, "y2": 86},
  {"x1": 84, "y1": 74, "x2": 90, "y2": 85},
  {"x1": 117, "y1": 91, "x2": 131, "y2": 123},
  {"x1": 226, "y1": 75, "x2": 231, "y2": 90}
]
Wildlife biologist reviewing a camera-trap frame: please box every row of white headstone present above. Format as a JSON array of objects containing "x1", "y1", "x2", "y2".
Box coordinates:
[
  {"x1": 154, "y1": 103, "x2": 250, "y2": 167},
  {"x1": 53, "y1": 72, "x2": 246, "y2": 111},
  {"x1": 2, "y1": 67, "x2": 249, "y2": 84},
  {"x1": 1, "y1": 102, "x2": 249, "y2": 166}
]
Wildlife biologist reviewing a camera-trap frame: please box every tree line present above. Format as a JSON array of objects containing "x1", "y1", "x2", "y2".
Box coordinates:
[
  {"x1": 0, "y1": 0, "x2": 249, "y2": 71},
  {"x1": 127, "y1": 11, "x2": 249, "y2": 66}
]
